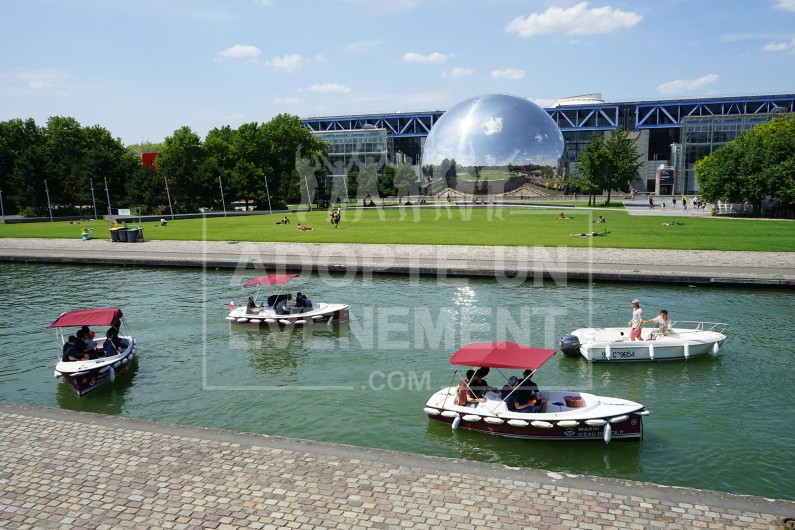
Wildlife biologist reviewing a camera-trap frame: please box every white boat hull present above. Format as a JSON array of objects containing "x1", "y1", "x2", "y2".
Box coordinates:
[
  {"x1": 425, "y1": 388, "x2": 646, "y2": 441},
  {"x1": 561, "y1": 323, "x2": 727, "y2": 362},
  {"x1": 227, "y1": 303, "x2": 350, "y2": 327}
]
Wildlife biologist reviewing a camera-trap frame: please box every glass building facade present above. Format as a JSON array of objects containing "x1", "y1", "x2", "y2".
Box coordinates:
[{"x1": 678, "y1": 114, "x2": 779, "y2": 194}]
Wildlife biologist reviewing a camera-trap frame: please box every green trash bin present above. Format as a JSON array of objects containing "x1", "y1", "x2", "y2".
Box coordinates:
[{"x1": 126, "y1": 228, "x2": 140, "y2": 243}]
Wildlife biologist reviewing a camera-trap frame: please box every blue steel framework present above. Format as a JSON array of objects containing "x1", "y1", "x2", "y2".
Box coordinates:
[{"x1": 304, "y1": 93, "x2": 795, "y2": 193}]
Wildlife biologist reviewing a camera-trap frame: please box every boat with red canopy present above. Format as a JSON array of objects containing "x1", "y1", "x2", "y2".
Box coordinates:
[
  {"x1": 226, "y1": 273, "x2": 350, "y2": 327},
  {"x1": 424, "y1": 342, "x2": 649, "y2": 442},
  {"x1": 50, "y1": 307, "x2": 138, "y2": 396}
]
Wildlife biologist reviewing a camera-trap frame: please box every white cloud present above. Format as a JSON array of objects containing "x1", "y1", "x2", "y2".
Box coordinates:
[
  {"x1": 657, "y1": 74, "x2": 719, "y2": 95},
  {"x1": 483, "y1": 117, "x2": 503, "y2": 136},
  {"x1": 8, "y1": 68, "x2": 67, "y2": 90},
  {"x1": 506, "y1": 2, "x2": 642, "y2": 37},
  {"x1": 774, "y1": 0, "x2": 795, "y2": 12},
  {"x1": 274, "y1": 97, "x2": 300, "y2": 104},
  {"x1": 442, "y1": 67, "x2": 474, "y2": 79},
  {"x1": 309, "y1": 83, "x2": 351, "y2": 94},
  {"x1": 491, "y1": 68, "x2": 526, "y2": 80},
  {"x1": 216, "y1": 44, "x2": 261, "y2": 61},
  {"x1": 402, "y1": 52, "x2": 453, "y2": 64},
  {"x1": 764, "y1": 36, "x2": 795, "y2": 52},
  {"x1": 265, "y1": 54, "x2": 304, "y2": 72}
]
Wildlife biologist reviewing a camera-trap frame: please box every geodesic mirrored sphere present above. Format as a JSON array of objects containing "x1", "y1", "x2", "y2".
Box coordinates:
[{"x1": 421, "y1": 94, "x2": 566, "y2": 184}]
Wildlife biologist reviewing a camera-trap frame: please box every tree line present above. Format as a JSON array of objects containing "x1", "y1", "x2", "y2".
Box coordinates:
[{"x1": 0, "y1": 114, "x2": 329, "y2": 217}]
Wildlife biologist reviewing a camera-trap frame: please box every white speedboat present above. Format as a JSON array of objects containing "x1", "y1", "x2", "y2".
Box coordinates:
[
  {"x1": 424, "y1": 342, "x2": 649, "y2": 443},
  {"x1": 50, "y1": 307, "x2": 138, "y2": 396},
  {"x1": 559, "y1": 321, "x2": 727, "y2": 362},
  {"x1": 226, "y1": 273, "x2": 350, "y2": 327}
]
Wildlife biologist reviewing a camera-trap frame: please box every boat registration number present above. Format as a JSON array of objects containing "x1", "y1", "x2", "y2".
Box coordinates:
[{"x1": 602, "y1": 349, "x2": 636, "y2": 359}]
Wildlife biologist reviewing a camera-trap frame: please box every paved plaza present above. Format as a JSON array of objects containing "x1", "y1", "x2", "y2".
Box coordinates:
[{"x1": 1, "y1": 402, "x2": 793, "y2": 529}]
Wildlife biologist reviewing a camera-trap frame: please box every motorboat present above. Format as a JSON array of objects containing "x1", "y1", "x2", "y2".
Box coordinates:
[
  {"x1": 50, "y1": 307, "x2": 138, "y2": 396},
  {"x1": 424, "y1": 342, "x2": 649, "y2": 443},
  {"x1": 226, "y1": 273, "x2": 350, "y2": 327},
  {"x1": 560, "y1": 321, "x2": 727, "y2": 362}
]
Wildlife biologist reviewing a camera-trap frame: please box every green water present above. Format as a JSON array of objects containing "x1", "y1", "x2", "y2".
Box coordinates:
[{"x1": 0, "y1": 262, "x2": 791, "y2": 500}]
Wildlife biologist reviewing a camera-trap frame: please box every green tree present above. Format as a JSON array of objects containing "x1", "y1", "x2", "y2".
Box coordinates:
[
  {"x1": 696, "y1": 115, "x2": 795, "y2": 215},
  {"x1": 574, "y1": 128, "x2": 641, "y2": 205},
  {"x1": 156, "y1": 127, "x2": 204, "y2": 213},
  {"x1": 378, "y1": 165, "x2": 396, "y2": 197},
  {"x1": 356, "y1": 164, "x2": 379, "y2": 201},
  {"x1": 394, "y1": 163, "x2": 418, "y2": 198}
]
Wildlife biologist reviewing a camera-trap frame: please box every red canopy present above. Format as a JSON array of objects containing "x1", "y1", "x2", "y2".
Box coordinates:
[
  {"x1": 449, "y1": 342, "x2": 556, "y2": 370},
  {"x1": 243, "y1": 273, "x2": 299, "y2": 287},
  {"x1": 48, "y1": 308, "x2": 123, "y2": 328}
]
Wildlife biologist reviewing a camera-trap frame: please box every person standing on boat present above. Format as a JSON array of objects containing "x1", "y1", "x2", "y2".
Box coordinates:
[
  {"x1": 629, "y1": 299, "x2": 644, "y2": 341},
  {"x1": 643, "y1": 309, "x2": 672, "y2": 339}
]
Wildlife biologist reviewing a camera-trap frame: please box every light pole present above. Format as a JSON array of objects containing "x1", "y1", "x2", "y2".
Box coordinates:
[
  {"x1": 164, "y1": 175, "x2": 174, "y2": 220},
  {"x1": 263, "y1": 174, "x2": 273, "y2": 214},
  {"x1": 0, "y1": 189, "x2": 5, "y2": 223},
  {"x1": 44, "y1": 179, "x2": 53, "y2": 222},
  {"x1": 219, "y1": 175, "x2": 227, "y2": 217},
  {"x1": 89, "y1": 178, "x2": 98, "y2": 220},
  {"x1": 104, "y1": 177, "x2": 113, "y2": 224}
]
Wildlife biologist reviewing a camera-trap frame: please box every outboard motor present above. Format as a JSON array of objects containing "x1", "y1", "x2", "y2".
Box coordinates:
[{"x1": 559, "y1": 335, "x2": 582, "y2": 358}]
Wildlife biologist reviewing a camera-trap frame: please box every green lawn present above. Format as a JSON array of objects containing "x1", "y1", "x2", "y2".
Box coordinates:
[{"x1": 1, "y1": 207, "x2": 793, "y2": 251}]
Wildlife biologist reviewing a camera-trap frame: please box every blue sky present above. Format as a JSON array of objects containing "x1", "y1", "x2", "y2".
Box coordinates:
[{"x1": 2, "y1": 0, "x2": 794, "y2": 145}]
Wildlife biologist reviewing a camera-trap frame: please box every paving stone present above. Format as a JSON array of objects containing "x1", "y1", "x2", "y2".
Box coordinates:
[{"x1": 0, "y1": 403, "x2": 793, "y2": 529}]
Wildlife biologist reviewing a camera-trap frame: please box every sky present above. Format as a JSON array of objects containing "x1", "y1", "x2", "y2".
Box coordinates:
[{"x1": 2, "y1": 0, "x2": 795, "y2": 145}]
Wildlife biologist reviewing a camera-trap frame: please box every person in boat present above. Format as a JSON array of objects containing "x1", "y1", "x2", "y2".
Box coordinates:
[
  {"x1": 471, "y1": 367, "x2": 498, "y2": 398},
  {"x1": 106, "y1": 327, "x2": 127, "y2": 352},
  {"x1": 455, "y1": 370, "x2": 486, "y2": 407},
  {"x1": 62, "y1": 336, "x2": 84, "y2": 362},
  {"x1": 81, "y1": 326, "x2": 98, "y2": 351},
  {"x1": 246, "y1": 296, "x2": 260, "y2": 314},
  {"x1": 628, "y1": 299, "x2": 644, "y2": 341},
  {"x1": 514, "y1": 369, "x2": 545, "y2": 413},
  {"x1": 643, "y1": 309, "x2": 672, "y2": 339},
  {"x1": 294, "y1": 292, "x2": 313, "y2": 313},
  {"x1": 74, "y1": 329, "x2": 97, "y2": 359},
  {"x1": 275, "y1": 294, "x2": 293, "y2": 315},
  {"x1": 103, "y1": 329, "x2": 124, "y2": 356},
  {"x1": 499, "y1": 376, "x2": 520, "y2": 411}
]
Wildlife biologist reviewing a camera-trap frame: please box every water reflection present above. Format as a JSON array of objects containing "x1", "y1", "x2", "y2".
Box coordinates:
[
  {"x1": 229, "y1": 323, "x2": 351, "y2": 375},
  {"x1": 424, "y1": 420, "x2": 643, "y2": 478}
]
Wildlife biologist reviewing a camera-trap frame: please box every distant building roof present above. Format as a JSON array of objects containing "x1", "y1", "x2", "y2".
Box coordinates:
[{"x1": 552, "y1": 93, "x2": 605, "y2": 107}]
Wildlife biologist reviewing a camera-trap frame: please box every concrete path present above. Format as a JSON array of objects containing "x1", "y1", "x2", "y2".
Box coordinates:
[
  {"x1": 1, "y1": 402, "x2": 793, "y2": 530},
  {"x1": 1, "y1": 238, "x2": 794, "y2": 287}
]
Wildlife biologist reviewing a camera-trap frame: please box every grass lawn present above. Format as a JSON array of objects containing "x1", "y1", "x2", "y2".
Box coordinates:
[{"x1": 1, "y1": 206, "x2": 793, "y2": 251}]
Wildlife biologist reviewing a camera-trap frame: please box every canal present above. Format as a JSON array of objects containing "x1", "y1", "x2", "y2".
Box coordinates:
[{"x1": 0, "y1": 262, "x2": 791, "y2": 501}]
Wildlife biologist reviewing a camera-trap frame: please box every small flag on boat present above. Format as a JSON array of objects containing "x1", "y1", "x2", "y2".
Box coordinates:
[{"x1": 228, "y1": 300, "x2": 237, "y2": 309}]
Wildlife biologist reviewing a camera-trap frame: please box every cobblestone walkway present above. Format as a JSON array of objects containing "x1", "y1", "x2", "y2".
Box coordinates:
[{"x1": 1, "y1": 403, "x2": 792, "y2": 529}]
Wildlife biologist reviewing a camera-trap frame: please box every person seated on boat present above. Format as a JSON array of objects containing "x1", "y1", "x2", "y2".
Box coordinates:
[
  {"x1": 643, "y1": 309, "x2": 672, "y2": 339},
  {"x1": 471, "y1": 367, "x2": 498, "y2": 398},
  {"x1": 294, "y1": 292, "x2": 313, "y2": 313},
  {"x1": 80, "y1": 326, "x2": 98, "y2": 350},
  {"x1": 106, "y1": 327, "x2": 128, "y2": 351},
  {"x1": 275, "y1": 294, "x2": 293, "y2": 315},
  {"x1": 103, "y1": 330, "x2": 125, "y2": 356},
  {"x1": 514, "y1": 369, "x2": 545, "y2": 413},
  {"x1": 62, "y1": 336, "x2": 85, "y2": 362},
  {"x1": 246, "y1": 296, "x2": 261, "y2": 314},
  {"x1": 499, "y1": 376, "x2": 520, "y2": 411},
  {"x1": 455, "y1": 370, "x2": 486, "y2": 407},
  {"x1": 74, "y1": 329, "x2": 98, "y2": 359}
]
